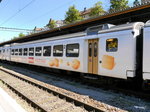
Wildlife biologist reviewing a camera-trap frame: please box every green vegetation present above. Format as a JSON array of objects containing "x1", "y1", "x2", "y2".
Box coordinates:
[
  {"x1": 89, "y1": 1, "x2": 105, "y2": 17},
  {"x1": 109, "y1": 0, "x2": 129, "y2": 12},
  {"x1": 12, "y1": 33, "x2": 25, "y2": 40},
  {"x1": 46, "y1": 19, "x2": 56, "y2": 29},
  {"x1": 65, "y1": 5, "x2": 83, "y2": 24}
]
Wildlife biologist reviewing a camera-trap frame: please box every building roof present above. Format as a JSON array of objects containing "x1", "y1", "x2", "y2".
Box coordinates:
[{"x1": 80, "y1": 8, "x2": 91, "y2": 16}]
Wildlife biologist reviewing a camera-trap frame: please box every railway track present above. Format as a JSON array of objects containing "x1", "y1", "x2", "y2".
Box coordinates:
[{"x1": 0, "y1": 66, "x2": 125, "y2": 112}]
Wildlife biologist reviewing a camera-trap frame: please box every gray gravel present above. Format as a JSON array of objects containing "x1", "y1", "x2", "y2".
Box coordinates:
[{"x1": 0, "y1": 63, "x2": 150, "y2": 112}]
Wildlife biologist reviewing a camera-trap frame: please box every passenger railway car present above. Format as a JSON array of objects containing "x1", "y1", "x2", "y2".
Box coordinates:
[
  {"x1": 143, "y1": 21, "x2": 150, "y2": 85},
  {"x1": 0, "y1": 21, "x2": 150, "y2": 88}
]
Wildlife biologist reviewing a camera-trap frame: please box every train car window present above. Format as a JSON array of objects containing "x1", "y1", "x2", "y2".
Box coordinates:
[
  {"x1": 66, "y1": 44, "x2": 79, "y2": 57},
  {"x1": 89, "y1": 43, "x2": 92, "y2": 57},
  {"x1": 53, "y1": 45, "x2": 63, "y2": 57},
  {"x1": 94, "y1": 42, "x2": 97, "y2": 57},
  {"x1": 106, "y1": 38, "x2": 118, "y2": 52},
  {"x1": 19, "y1": 49, "x2": 22, "y2": 56},
  {"x1": 43, "y1": 46, "x2": 51, "y2": 56},
  {"x1": 29, "y1": 47, "x2": 34, "y2": 56},
  {"x1": 11, "y1": 49, "x2": 14, "y2": 55},
  {"x1": 15, "y1": 49, "x2": 18, "y2": 55},
  {"x1": 35, "y1": 47, "x2": 42, "y2": 56},
  {"x1": 24, "y1": 48, "x2": 28, "y2": 56}
]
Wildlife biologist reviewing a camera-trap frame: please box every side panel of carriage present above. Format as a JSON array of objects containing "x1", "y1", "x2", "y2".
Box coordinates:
[
  {"x1": 97, "y1": 30, "x2": 137, "y2": 79},
  {"x1": 0, "y1": 46, "x2": 11, "y2": 61},
  {"x1": 10, "y1": 37, "x2": 86, "y2": 73},
  {"x1": 143, "y1": 23, "x2": 150, "y2": 81}
]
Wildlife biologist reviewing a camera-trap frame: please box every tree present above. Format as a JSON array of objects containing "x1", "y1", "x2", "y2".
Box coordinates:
[
  {"x1": 18, "y1": 33, "x2": 25, "y2": 37},
  {"x1": 11, "y1": 33, "x2": 25, "y2": 40},
  {"x1": 109, "y1": 0, "x2": 129, "y2": 12},
  {"x1": 65, "y1": 5, "x2": 83, "y2": 24},
  {"x1": 46, "y1": 18, "x2": 56, "y2": 29},
  {"x1": 89, "y1": 1, "x2": 105, "y2": 17}
]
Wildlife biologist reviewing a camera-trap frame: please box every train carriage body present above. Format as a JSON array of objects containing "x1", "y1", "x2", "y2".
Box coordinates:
[
  {"x1": 86, "y1": 22, "x2": 144, "y2": 79},
  {"x1": 4, "y1": 21, "x2": 150, "y2": 89},
  {"x1": 6, "y1": 22, "x2": 144, "y2": 81},
  {"x1": 10, "y1": 33, "x2": 87, "y2": 73},
  {"x1": 0, "y1": 45, "x2": 11, "y2": 61},
  {"x1": 143, "y1": 22, "x2": 150, "y2": 82}
]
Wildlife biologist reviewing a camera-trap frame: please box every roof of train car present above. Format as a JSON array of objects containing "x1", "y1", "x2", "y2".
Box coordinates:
[
  {"x1": 98, "y1": 22, "x2": 144, "y2": 34},
  {"x1": 0, "y1": 2, "x2": 150, "y2": 46},
  {"x1": 145, "y1": 20, "x2": 150, "y2": 27},
  {"x1": 10, "y1": 32, "x2": 85, "y2": 47}
]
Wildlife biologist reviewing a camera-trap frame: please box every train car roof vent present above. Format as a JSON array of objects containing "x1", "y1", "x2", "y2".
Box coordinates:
[{"x1": 86, "y1": 24, "x2": 115, "y2": 35}]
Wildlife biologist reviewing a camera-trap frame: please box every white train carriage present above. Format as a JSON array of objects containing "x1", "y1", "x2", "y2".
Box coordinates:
[
  {"x1": 143, "y1": 21, "x2": 150, "y2": 83},
  {"x1": 96, "y1": 22, "x2": 144, "y2": 79},
  {"x1": 86, "y1": 22, "x2": 144, "y2": 79},
  {"x1": 0, "y1": 45, "x2": 11, "y2": 61},
  {"x1": 9, "y1": 22, "x2": 144, "y2": 81},
  {"x1": 10, "y1": 32, "x2": 87, "y2": 73}
]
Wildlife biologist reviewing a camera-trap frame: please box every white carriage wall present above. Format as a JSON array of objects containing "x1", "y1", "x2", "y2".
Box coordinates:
[
  {"x1": 97, "y1": 30, "x2": 137, "y2": 79},
  {"x1": 10, "y1": 37, "x2": 86, "y2": 73},
  {"x1": 143, "y1": 24, "x2": 150, "y2": 80}
]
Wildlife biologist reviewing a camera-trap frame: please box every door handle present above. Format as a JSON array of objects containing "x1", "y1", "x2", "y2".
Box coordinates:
[{"x1": 99, "y1": 61, "x2": 102, "y2": 63}]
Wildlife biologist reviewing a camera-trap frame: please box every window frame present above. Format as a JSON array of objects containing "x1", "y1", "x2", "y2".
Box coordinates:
[
  {"x1": 29, "y1": 47, "x2": 34, "y2": 56},
  {"x1": 11, "y1": 49, "x2": 14, "y2": 55},
  {"x1": 23, "y1": 48, "x2": 28, "y2": 56},
  {"x1": 53, "y1": 45, "x2": 63, "y2": 57},
  {"x1": 15, "y1": 49, "x2": 18, "y2": 56},
  {"x1": 106, "y1": 38, "x2": 118, "y2": 52},
  {"x1": 66, "y1": 43, "x2": 79, "y2": 57},
  {"x1": 19, "y1": 48, "x2": 22, "y2": 56},
  {"x1": 43, "y1": 46, "x2": 51, "y2": 57},
  {"x1": 35, "y1": 47, "x2": 42, "y2": 56}
]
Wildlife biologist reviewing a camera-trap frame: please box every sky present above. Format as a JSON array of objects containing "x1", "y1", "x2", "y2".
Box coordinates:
[{"x1": 0, "y1": 0, "x2": 135, "y2": 42}]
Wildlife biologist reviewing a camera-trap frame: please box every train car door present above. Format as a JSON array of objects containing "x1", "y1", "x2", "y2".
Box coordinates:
[{"x1": 88, "y1": 39, "x2": 98, "y2": 74}]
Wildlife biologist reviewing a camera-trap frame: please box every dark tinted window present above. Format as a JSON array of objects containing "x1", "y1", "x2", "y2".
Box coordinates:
[
  {"x1": 106, "y1": 38, "x2": 118, "y2": 52},
  {"x1": 15, "y1": 49, "x2": 18, "y2": 55},
  {"x1": 43, "y1": 46, "x2": 51, "y2": 56},
  {"x1": 53, "y1": 45, "x2": 63, "y2": 57},
  {"x1": 19, "y1": 49, "x2": 22, "y2": 56},
  {"x1": 66, "y1": 44, "x2": 79, "y2": 57},
  {"x1": 11, "y1": 49, "x2": 14, "y2": 55},
  {"x1": 29, "y1": 47, "x2": 34, "y2": 56},
  {"x1": 89, "y1": 43, "x2": 92, "y2": 57},
  {"x1": 23, "y1": 48, "x2": 28, "y2": 56},
  {"x1": 35, "y1": 47, "x2": 42, "y2": 56},
  {"x1": 94, "y1": 42, "x2": 97, "y2": 57}
]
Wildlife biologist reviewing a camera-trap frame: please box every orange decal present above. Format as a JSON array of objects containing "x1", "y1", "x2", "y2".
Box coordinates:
[
  {"x1": 49, "y1": 58, "x2": 59, "y2": 67},
  {"x1": 102, "y1": 55, "x2": 115, "y2": 70},
  {"x1": 49, "y1": 61, "x2": 54, "y2": 66},
  {"x1": 72, "y1": 59, "x2": 80, "y2": 69},
  {"x1": 53, "y1": 58, "x2": 59, "y2": 67},
  {"x1": 67, "y1": 62, "x2": 70, "y2": 66}
]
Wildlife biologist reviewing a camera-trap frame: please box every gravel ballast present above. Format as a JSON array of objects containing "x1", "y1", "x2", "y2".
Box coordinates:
[{"x1": 0, "y1": 63, "x2": 150, "y2": 112}]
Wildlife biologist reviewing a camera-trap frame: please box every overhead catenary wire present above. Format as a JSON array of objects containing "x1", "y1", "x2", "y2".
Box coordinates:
[
  {"x1": 0, "y1": 27, "x2": 33, "y2": 32},
  {"x1": 0, "y1": 0, "x2": 36, "y2": 26}
]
